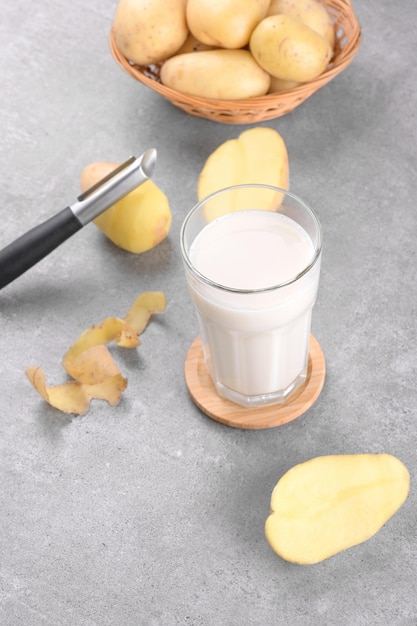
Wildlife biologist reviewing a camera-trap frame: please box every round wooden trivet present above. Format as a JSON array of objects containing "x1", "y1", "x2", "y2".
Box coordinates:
[{"x1": 184, "y1": 335, "x2": 325, "y2": 429}]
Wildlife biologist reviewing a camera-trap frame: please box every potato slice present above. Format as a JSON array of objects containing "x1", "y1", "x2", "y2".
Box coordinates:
[
  {"x1": 265, "y1": 453, "x2": 410, "y2": 564},
  {"x1": 198, "y1": 127, "x2": 289, "y2": 221}
]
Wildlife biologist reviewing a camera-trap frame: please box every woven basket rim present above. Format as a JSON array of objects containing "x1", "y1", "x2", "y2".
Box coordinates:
[{"x1": 109, "y1": 0, "x2": 361, "y2": 117}]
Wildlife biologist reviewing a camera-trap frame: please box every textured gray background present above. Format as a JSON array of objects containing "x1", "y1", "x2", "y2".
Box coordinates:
[{"x1": 1, "y1": 1, "x2": 416, "y2": 624}]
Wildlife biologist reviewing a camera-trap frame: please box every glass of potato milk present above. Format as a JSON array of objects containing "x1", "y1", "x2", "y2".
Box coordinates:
[{"x1": 180, "y1": 184, "x2": 322, "y2": 408}]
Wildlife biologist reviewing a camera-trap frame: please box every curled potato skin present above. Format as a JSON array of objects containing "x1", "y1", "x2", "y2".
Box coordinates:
[
  {"x1": 26, "y1": 292, "x2": 167, "y2": 415},
  {"x1": 26, "y1": 363, "x2": 127, "y2": 415}
]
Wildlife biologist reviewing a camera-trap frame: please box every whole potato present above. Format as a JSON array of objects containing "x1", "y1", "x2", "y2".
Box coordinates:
[
  {"x1": 112, "y1": 0, "x2": 188, "y2": 66},
  {"x1": 250, "y1": 14, "x2": 332, "y2": 82},
  {"x1": 160, "y1": 50, "x2": 271, "y2": 99},
  {"x1": 267, "y1": 0, "x2": 335, "y2": 49},
  {"x1": 186, "y1": 0, "x2": 270, "y2": 49}
]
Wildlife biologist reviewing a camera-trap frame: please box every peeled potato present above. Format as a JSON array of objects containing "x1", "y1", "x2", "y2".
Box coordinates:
[
  {"x1": 265, "y1": 453, "x2": 410, "y2": 564},
  {"x1": 80, "y1": 162, "x2": 172, "y2": 254},
  {"x1": 198, "y1": 127, "x2": 289, "y2": 220}
]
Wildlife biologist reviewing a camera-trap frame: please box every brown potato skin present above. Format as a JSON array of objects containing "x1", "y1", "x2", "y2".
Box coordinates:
[
  {"x1": 112, "y1": 0, "x2": 188, "y2": 65},
  {"x1": 267, "y1": 0, "x2": 335, "y2": 49},
  {"x1": 160, "y1": 49, "x2": 271, "y2": 99},
  {"x1": 250, "y1": 14, "x2": 332, "y2": 82}
]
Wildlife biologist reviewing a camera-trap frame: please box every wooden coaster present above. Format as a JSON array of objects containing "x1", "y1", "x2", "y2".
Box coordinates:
[{"x1": 184, "y1": 335, "x2": 325, "y2": 429}]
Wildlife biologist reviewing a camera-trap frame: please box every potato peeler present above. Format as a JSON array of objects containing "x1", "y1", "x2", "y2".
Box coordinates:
[{"x1": 0, "y1": 149, "x2": 157, "y2": 290}]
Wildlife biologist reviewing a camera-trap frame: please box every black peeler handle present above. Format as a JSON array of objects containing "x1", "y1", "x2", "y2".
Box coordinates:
[
  {"x1": 0, "y1": 207, "x2": 82, "y2": 289},
  {"x1": 0, "y1": 150, "x2": 157, "y2": 291}
]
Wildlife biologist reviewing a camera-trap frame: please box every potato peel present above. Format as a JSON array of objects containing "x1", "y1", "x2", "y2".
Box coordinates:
[
  {"x1": 124, "y1": 291, "x2": 167, "y2": 335},
  {"x1": 26, "y1": 291, "x2": 166, "y2": 415},
  {"x1": 25, "y1": 365, "x2": 127, "y2": 415},
  {"x1": 64, "y1": 345, "x2": 122, "y2": 385},
  {"x1": 62, "y1": 317, "x2": 140, "y2": 373}
]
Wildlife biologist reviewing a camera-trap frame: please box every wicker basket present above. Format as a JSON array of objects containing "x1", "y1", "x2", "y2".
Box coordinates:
[{"x1": 109, "y1": 0, "x2": 361, "y2": 125}]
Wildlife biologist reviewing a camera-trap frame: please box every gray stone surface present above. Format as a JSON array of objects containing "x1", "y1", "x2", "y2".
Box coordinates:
[{"x1": 1, "y1": 1, "x2": 416, "y2": 624}]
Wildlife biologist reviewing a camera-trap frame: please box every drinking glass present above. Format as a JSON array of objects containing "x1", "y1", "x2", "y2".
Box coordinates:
[{"x1": 180, "y1": 184, "x2": 322, "y2": 408}]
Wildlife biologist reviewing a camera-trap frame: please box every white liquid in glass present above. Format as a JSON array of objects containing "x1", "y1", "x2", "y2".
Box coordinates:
[{"x1": 188, "y1": 210, "x2": 320, "y2": 404}]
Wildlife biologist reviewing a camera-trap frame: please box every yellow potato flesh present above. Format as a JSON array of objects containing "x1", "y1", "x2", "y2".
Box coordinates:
[
  {"x1": 265, "y1": 454, "x2": 410, "y2": 564},
  {"x1": 198, "y1": 127, "x2": 289, "y2": 220},
  {"x1": 80, "y1": 162, "x2": 172, "y2": 254}
]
